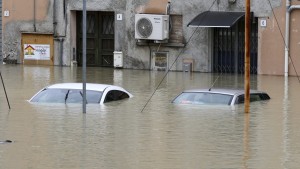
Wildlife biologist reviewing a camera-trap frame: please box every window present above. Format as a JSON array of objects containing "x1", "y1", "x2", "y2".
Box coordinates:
[
  {"x1": 259, "y1": 93, "x2": 271, "y2": 100},
  {"x1": 235, "y1": 95, "x2": 244, "y2": 104},
  {"x1": 31, "y1": 89, "x2": 67, "y2": 103},
  {"x1": 172, "y1": 92, "x2": 233, "y2": 105},
  {"x1": 30, "y1": 89, "x2": 102, "y2": 104},
  {"x1": 250, "y1": 94, "x2": 261, "y2": 102},
  {"x1": 235, "y1": 93, "x2": 270, "y2": 104},
  {"x1": 104, "y1": 90, "x2": 130, "y2": 103}
]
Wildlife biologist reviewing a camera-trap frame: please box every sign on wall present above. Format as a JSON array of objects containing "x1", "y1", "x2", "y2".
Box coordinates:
[
  {"x1": 24, "y1": 44, "x2": 50, "y2": 60},
  {"x1": 260, "y1": 19, "x2": 267, "y2": 27}
]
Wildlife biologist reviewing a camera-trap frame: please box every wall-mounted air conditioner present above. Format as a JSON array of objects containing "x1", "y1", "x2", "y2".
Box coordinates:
[{"x1": 135, "y1": 14, "x2": 170, "y2": 41}]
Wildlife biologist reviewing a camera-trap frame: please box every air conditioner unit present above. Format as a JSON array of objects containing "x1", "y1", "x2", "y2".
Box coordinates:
[{"x1": 135, "y1": 14, "x2": 170, "y2": 41}]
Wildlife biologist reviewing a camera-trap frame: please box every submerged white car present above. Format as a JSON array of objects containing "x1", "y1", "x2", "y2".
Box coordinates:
[
  {"x1": 29, "y1": 83, "x2": 133, "y2": 104},
  {"x1": 172, "y1": 88, "x2": 270, "y2": 106}
]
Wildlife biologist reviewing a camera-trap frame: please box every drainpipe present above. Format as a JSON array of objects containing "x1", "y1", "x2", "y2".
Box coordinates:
[
  {"x1": 53, "y1": 0, "x2": 57, "y2": 36},
  {"x1": 59, "y1": 38, "x2": 64, "y2": 66},
  {"x1": 285, "y1": 0, "x2": 300, "y2": 76},
  {"x1": 33, "y1": 0, "x2": 36, "y2": 32},
  {"x1": 284, "y1": 0, "x2": 290, "y2": 77},
  {"x1": 53, "y1": 0, "x2": 67, "y2": 66}
]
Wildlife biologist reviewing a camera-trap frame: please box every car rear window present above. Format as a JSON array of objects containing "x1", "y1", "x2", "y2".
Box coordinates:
[
  {"x1": 30, "y1": 89, "x2": 102, "y2": 104},
  {"x1": 173, "y1": 92, "x2": 233, "y2": 105},
  {"x1": 235, "y1": 93, "x2": 271, "y2": 104}
]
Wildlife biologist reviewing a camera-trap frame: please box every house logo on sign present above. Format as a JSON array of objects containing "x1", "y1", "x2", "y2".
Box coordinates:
[{"x1": 24, "y1": 45, "x2": 35, "y2": 55}]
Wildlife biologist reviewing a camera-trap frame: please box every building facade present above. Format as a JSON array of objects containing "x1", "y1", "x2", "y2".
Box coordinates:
[
  {"x1": 0, "y1": 0, "x2": 2, "y2": 63},
  {"x1": 1, "y1": 0, "x2": 300, "y2": 76}
]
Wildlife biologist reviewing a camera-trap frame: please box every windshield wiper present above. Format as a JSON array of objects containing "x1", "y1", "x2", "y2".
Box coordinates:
[
  {"x1": 80, "y1": 91, "x2": 88, "y2": 104},
  {"x1": 65, "y1": 90, "x2": 70, "y2": 104}
]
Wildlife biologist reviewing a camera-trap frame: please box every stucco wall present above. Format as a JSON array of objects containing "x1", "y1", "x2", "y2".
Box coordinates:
[
  {"x1": 289, "y1": 8, "x2": 300, "y2": 76},
  {"x1": 258, "y1": 4, "x2": 285, "y2": 75},
  {"x1": 126, "y1": 0, "x2": 217, "y2": 71},
  {"x1": 259, "y1": 1, "x2": 300, "y2": 76},
  {"x1": 4, "y1": 0, "x2": 295, "y2": 76},
  {"x1": 2, "y1": 0, "x2": 53, "y2": 63},
  {"x1": 65, "y1": 0, "x2": 283, "y2": 72}
]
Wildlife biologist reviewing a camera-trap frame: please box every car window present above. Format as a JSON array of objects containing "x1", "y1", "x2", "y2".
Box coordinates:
[
  {"x1": 209, "y1": 93, "x2": 233, "y2": 105},
  {"x1": 235, "y1": 93, "x2": 271, "y2": 104},
  {"x1": 235, "y1": 95, "x2": 244, "y2": 104},
  {"x1": 65, "y1": 90, "x2": 82, "y2": 103},
  {"x1": 250, "y1": 94, "x2": 261, "y2": 102},
  {"x1": 65, "y1": 90, "x2": 102, "y2": 103},
  {"x1": 259, "y1": 93, "x2": 271, "y2": 100},
  {"x1": 104, "y1": 90, "x2": 129, "y2": 103},
  {"x1": 173, "y1": 92, "x2": 233, "y2": 105},
  {"x1": 86, "y1": 90, "x2": 103, "y2": 103},
  {"x1": 31, "y1": 89, "x2": 68, "y2": 103},
  {"x1": 30, "y1": 89, "x2": 102, "y2": 104}
]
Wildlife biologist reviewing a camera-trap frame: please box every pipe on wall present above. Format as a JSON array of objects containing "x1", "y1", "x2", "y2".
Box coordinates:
[
  {"x1": 53, "y1": 0, "x2": 67, "y2": 66},
  {"x1": 53, "y1": 0, "x2": 57, "y2": 36},
  {"x1": 59, "y1": 38, "x2": 64, "y2": 66},
  {"x1": 285, "y1": 0, "x2": 300, "y2": 76},
  {"x1": 33, "y1": 0, "x2": 36, "y2": 32}
]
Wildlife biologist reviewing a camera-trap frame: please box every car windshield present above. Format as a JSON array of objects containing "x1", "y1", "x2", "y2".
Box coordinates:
[
  {"x1": 173, "y1": 92, "x2": 233, "y2": 105},
  {"x1": 30, "y1": 89, "x2": 102, "y2": 104}
]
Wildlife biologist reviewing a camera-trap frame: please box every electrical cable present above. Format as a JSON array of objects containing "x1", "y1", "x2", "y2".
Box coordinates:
[
  {"x1": 140, "y1": 0, "x2": 219, "y2": 113},
  {"x1": 140, "y1": 0, "x2": 300, "y2": 113}
]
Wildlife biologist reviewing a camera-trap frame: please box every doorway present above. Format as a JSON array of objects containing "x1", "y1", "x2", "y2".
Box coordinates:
[
  {"x1": 212, "y1": 17, "x2": 258, "y2": 74},
  {"x1": 76, "y1": 11, "x2": 115, "y2": 67}
]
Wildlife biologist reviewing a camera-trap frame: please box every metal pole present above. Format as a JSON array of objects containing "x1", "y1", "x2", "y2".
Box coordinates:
[
  {"x1": 0, "y1": 72, "x2": 11, "y2": 109},
  {"x1": 244, "y1": 0, "x2": 250, "y2": 113},
  {"x1": 82, "y1": 0, "x2": 87, "y2": 113}
]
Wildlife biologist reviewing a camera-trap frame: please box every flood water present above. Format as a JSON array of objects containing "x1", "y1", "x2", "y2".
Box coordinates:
[{"x1": 0, "y1": 65, "x2": 300, "y2": 169}]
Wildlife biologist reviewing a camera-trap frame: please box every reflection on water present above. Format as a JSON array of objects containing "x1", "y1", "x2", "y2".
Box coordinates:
[{"x1": 0, "y1": 65, "x2": 300, "y2": 169}]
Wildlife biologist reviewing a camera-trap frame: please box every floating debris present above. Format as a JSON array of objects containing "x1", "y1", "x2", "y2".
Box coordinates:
[{"x1": 0, "y1": 140, "x2": 13, "y2": 144}]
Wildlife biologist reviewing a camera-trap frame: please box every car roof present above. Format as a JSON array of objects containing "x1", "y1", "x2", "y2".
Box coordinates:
[
  {"x1": 46, "y1": 83, "x2": 113, "y2": 92},
  {"x1": 183, "y1": 88, "x2": 266, "y2": 96}
]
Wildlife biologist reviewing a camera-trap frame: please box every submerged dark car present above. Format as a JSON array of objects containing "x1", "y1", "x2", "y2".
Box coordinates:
[{"x1": 172, "y1": 88, "x2": 270, "y2": 106}]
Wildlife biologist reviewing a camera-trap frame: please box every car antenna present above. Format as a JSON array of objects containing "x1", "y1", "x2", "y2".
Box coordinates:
[{"x1": 209, "y1": 75, "x2": 220, "y2": 91}]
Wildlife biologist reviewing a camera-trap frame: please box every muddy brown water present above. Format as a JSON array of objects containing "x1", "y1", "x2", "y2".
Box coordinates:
[{"x1": 0, "y1": 65, "x2": 300, "y2": 169}]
